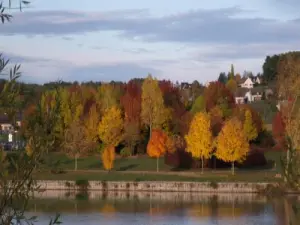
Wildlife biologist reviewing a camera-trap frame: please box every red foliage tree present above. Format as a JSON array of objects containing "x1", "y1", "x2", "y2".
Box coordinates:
[
  {"x1": 272, "y1": 111, "x2": 286, "y2": 150},
  {"x1": 159, "y1": 80, "x2": 189, "y2": 135},
  {"x1": 204, "y1": 81, "x2": 235, "y2": 116},
  {"x1": 120, "y1": 81, "x2": 142, "y2": 123}
]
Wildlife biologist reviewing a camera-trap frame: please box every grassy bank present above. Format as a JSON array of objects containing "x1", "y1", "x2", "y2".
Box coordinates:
[
  {"x1": 33, "y1": 170, "x2": 281, "y2": 182},
  {"x1": 7, "y1": 151, "x2": 285, "y2": 182}
]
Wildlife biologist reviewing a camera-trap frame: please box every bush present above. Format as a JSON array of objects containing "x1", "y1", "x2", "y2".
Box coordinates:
[
  {"x1": 75, "y1": 179, "x2": 90, "y2": 191},
  {"x1": 237, "y1": 150, "x2": 267, "y2": 168},
  {"x1": 254, "y1": 130, "x2": 275, "y2": 147},
  {"x1": 120, "y1": 147, "x2": 131, "y2": 158},
  {"x1": 164, "y1": 149, "x2": 193, "y2": 169}
]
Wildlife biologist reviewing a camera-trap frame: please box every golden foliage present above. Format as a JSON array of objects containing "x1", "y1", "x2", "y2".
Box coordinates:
[
  {"x1": 277, "y1": 55, "x2": 300, "y2": 150},
  {"x1": 185, "y1": 112, "x2": 213, "y2": 159},
  {"x1": 98, "y1": 106, "x2": 124, "y2": 146},
  {"x1": 216, "y1": 117, "x2": 249, "y2": 174},
  {"x1": 243, "y1": 110, "x2": 258, "y2": 141},
  {"x1": 141, "y1": 75, "x2": 167, "y2": 132},
  {"x1": 102, "y1": 145, "x2": 115, "y2": 171},
  {"x1": 84, "y1": 104, "x2": 100, "y2": 142}
]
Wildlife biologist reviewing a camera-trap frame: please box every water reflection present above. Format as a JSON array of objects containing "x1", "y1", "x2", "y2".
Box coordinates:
[{"x1": 26, "y1": 190, "x2": 299, "y2": 225}]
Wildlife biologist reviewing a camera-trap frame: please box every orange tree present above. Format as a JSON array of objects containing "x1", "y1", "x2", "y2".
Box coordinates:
[{"x1": 147, "y1": 129, "x2": 172, "y2": 172}]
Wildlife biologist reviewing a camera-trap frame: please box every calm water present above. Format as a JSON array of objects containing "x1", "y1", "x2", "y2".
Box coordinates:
[{"x1": 26, "y1": 190, "x2": 298, "y2": 225}]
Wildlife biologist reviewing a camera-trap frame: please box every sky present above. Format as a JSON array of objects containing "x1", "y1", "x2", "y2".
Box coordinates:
[{"x1": 1, "y1": 0, "x2": 300, "y2": 84}]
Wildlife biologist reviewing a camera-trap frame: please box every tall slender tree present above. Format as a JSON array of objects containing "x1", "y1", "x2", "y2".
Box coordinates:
[
  {"x1": 141, "y1": 75, "x2": 167, "y2": 136},
  {"x1": 185, "y1": 112, "x2": 213, "y2": 173}
]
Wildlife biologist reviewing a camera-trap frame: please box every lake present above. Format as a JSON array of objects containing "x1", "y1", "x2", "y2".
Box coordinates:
[{"x1": 26, "y1": 190, "x2": 298, "y2": 225}]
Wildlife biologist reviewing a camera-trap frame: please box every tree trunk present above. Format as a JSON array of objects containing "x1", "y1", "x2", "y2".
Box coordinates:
[
  {"x1": 285, "y1": 148, "x2": 290, "y2": 182},
  {"x1": 75, "y1": 155, "x2": 78, "y2": 171},
  {"x1": 201, "y1": 157, "x2": 204, "y2": 174},
  {"x1": 156, "y1": 157, "x2": 159, "y2": 172},
  {"x1": 232, "y1": 161, "x2": 235, "y2": 175}
]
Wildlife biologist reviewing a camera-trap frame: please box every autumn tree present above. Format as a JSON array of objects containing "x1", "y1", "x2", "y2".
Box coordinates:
[
  {"x1": 159, "y1": 80, "x2": 187, "y2": 135},
  {"x1": 147, "y1": 129, "x2": 169, "y2": 172},
  {"x1": 141, "y1": 75, "x2": 167, "y2": 135},
  {"x1": 101, "y1": 145, "x2": 115, "y2": 171},
  {"x1": 97, "y1": 83, "x2": 124, "y2": 113},
  {"x1": 243, "y1": 110, "x2": 258, "y2": 142},
  {"x1": 185, "y1": 112, "x2": 213, "y2": 173},
  {"x1": 204, "y1": 81, "x2": 235, "y2": 118},
  {"x1": 99, "y1": 106, "x2": 124, "y2": 170},
  {"x1": 64, "y1": 121, "x2": 93, "y2": 171},
  {"x1": 233, "y1": 105, "x2": 263, "y2": 134},
  {"x1": 272, "y1": 111, "x2": 286, "y2": 149},
  {"x1": 98, "y1": 106, "x2": 124, "y2": 147},
  {"x1": 226, "y1": 79, "x2": 237, "y2": 93},
  {"x1": 216, "y1": 118, "x2": 249, "y2": 175},
  {"x1": 276, "y1": 54, "x2": 300, "y2": 187},
  {"x1": 209, "y1": 106, "x2": 224, "y2": 136},
  {"x1": 121, "y1": 81, "x2": 142, "y2": 154},
  {"x1": 84, "y1": 104, "x2": 100, "y2": 143}
]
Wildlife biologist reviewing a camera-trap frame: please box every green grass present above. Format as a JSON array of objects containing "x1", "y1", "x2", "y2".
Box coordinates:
[
  {"x1": 33, "y1": 170, "x2": 281, "y2": 182},
  {"x1": 8, "y1": 151, "x2": 284, "y2": 182},
  {"x1": 41, "y1": 153, "x2": 173, "y2": 171}
]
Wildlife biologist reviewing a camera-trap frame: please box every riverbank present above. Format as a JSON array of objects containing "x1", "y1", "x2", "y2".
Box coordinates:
[{"x1": 35, "y1": 180, "x2": 294, "y2": 194}]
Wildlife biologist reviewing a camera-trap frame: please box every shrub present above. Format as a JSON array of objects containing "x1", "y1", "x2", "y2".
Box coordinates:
[
  {"x1": 75, "y1": 179, "x2": 90, "y2": 191},
  {"x1": 237, "y1": 150, "x2": 267, "y2": 168},
  {"x1": 120, "y1": 147, "x2": 131, "y2": 158},
  {"x1": 164, "y1": 149, "x2": 193, "y2": 169}
]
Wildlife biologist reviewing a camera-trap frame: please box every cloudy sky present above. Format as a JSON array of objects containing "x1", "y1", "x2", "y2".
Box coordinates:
[{"x1": 1, "y1": 0, "x2": 299, "y2": 84}]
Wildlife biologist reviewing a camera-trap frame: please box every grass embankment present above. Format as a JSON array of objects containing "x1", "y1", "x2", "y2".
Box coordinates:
[{"x1": 23, "y1": 151, "x2": 285, "y2": 182}]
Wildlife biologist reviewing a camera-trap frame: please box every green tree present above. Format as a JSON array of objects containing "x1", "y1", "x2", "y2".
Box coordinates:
[
  {"x1": 218, "y1": 72, "x2": 227, "y2": 84},
  {"x1": 0, "y1": 2, "x2": 61, "y2": 224},
  {"x1": 190, "y1": 95, "x2": 205, "y2": 115},
  {"x1": 141, "y1": 74, "x2": 167, "y2": 135},
  {"x1": 229, "y1": 64, "x2": 235, "y2": 80}
]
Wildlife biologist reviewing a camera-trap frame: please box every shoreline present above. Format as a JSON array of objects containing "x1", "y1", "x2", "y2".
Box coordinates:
[{"x1": 33, "y1": 180, "x2": 299, "y2": 194}]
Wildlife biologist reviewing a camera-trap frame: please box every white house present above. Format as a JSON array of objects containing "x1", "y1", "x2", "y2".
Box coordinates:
[
  {"x1": 239, "y1": 76, "x2": 262, "y2": 89},
  {"x1": 234, "y1": 88, "x2": 263, "y2": 104},
  {"x1": 0, "y1": 113, "x2": 22, "y2": 133},
  {"x1": 254, "y1": 77, "x2": 261, "y2": 84},
  {"x1": 240, "y1": 77, "x2": 254, "y2": 89}
]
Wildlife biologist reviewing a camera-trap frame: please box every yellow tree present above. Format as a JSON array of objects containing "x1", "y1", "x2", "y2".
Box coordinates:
[
  {"x1": 185, "y1": 112, "x2": 213, "y2": 173},
  {"x1": 84, "y1": 104, "x2": 100, "y2": 143},
  {"x1": 147, "y1": 129, "x2": 169, "y2": 172},
  {"x1": 98, "y1": 106, "x2": 124, "y2": 170},
  {"x1": 141, "y1": 75, "x2": 167, "y2": 136},
  {"x1": 243, "y1": 110, "x2": 258, "y2": 142},
  {"x1": 216, "y1": 118, "x2": 249, "y2": 175},
  {"x1": 101, "y1": 145, "x2": 115, "y2": 171}
]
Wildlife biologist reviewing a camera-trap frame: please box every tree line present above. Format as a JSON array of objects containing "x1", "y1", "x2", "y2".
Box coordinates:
[{"x1": 20, "y1": 75, "x2": 267, "y2": 174}]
